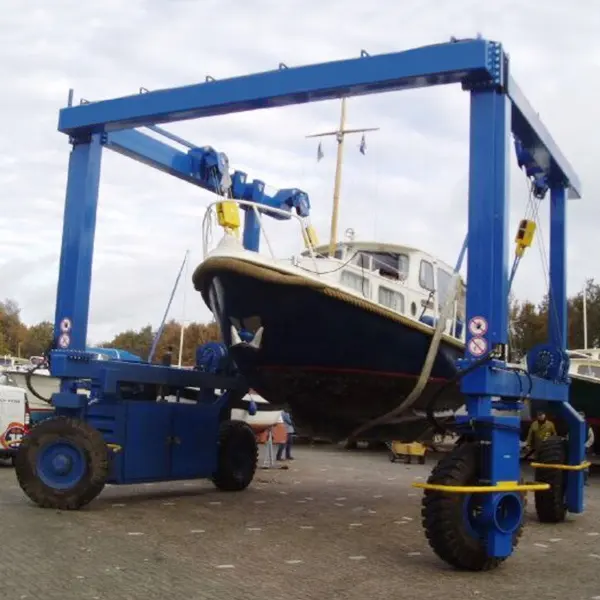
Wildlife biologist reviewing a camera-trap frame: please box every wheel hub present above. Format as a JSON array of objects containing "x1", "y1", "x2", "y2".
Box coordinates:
[
  {"x1": 36, "y1": 441, "x2": 87, "y2": 490},
  {"x1": 51, "y1": 453, "x2": 73, "y2": 475}
]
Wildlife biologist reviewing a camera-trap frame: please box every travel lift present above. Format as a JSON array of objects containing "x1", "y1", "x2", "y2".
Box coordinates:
[{"x1": 14, "y1": 36, "x2": 586, "y2": 571}]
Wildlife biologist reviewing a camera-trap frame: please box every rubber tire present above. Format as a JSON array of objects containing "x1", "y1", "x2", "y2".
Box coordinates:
[
  {"x1": 421, "y1": 442, "x2": 525, "y2": 571},
  {"x1": 212, "y1": 420, "x2": 258, "y2": 492},
  {"x1": 15, "y1": 417, "x2": 109, "y2": 510},
  {"x1": 534, "y1": 436, "x2": 567, "y2": 523}
]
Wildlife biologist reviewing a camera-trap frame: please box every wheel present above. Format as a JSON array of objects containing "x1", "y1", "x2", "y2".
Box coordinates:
[
  {"x1": 212, "y1": 420, "x2": 258, "y2": 492},
  {"x1": 534, "y1": 436, "x2": 567, "y2": 523},
  {"x1": 421, "y1": 442, "x2": 525, "y2": 571},
  {"x1": 14, "y1": 417, "x2": 109, "y2": 510}
]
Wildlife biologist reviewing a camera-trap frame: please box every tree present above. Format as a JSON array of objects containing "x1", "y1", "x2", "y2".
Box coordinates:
[
  {"x1": 0, "y1": 329, "x2": 9, "y2": 355},
  {"x1": 22, "y1": 321, "x2": 54, "y2": 357},
  {"x1": 98, "y1": 319, "x2": 222, "y2": 365},
  {"x1": 508, "y1": 278, "x2": 600, "y2": 356},
  {"x1": 101, "y1": 325, "x2": 155, "y2": 359},
  {"x1": 509, "y1": 299, "x2": 546, "y2": 358},
  {"x1": 0, "y1": 299, "x2": 27, "y2": 356}
]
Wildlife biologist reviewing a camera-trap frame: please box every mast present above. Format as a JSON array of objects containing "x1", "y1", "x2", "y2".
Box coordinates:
[
  {"x1": 306, "y1": 98, "x2": 379, "y2": 257},
  {"x1": 148, "y1": 249, "x2": 189, "y2": 363},
  {"x1": 583, "y1": 280, "x2": 588, "y2": 350}
]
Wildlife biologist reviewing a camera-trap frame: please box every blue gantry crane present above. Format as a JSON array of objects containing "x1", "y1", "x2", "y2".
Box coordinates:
[{"x1": 15, "y1": 36, "x2": 587, "y2": 571}]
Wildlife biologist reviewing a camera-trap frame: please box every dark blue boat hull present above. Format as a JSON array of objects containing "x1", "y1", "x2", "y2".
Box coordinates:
[{"x1": 194, "y1": 260, "x2": 465, "y2": 442}]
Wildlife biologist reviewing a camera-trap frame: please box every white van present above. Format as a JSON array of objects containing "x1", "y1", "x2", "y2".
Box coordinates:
[{"x1": 0, "y1": 373, "x2": 30, "y2": 465}]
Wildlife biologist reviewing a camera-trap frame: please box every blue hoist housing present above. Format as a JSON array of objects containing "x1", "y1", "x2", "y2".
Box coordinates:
[{"x1": 14, "y1": 36, "x2": 586, "y2": 572}]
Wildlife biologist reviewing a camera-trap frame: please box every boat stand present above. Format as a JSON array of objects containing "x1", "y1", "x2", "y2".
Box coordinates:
[{"x1": 260, "y1": 427, "x2": 288, "y2": 470}]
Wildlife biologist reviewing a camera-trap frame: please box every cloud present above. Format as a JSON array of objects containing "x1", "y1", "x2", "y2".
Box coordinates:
[{"x1": 2, "y1": 0, "x2": 599, "y2": 345}]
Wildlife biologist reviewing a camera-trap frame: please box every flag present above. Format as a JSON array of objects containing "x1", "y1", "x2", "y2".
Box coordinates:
[
  {"x1": 359, "y1": 134, "x2": 366, "y2": 155},
  {"x1": 317, "y1": 141, "x2": 324, "y2": 162}
]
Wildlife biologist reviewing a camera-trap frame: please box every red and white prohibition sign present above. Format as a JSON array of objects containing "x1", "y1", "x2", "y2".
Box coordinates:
[{"x1": 468, "y1": 336, "x2": 488, "y2": 357}]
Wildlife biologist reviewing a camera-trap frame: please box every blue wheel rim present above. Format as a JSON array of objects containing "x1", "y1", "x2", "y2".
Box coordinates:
[{"x1": 36, "y1": 440, "x2": 87, "y2": 490}]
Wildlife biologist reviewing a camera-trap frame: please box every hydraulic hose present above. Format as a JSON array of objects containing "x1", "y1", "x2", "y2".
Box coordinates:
[
  {"x1": 346, "y1": 234, "x2": 468, "y2": 442},
  {"x1": 24, "y1": 361, "x2": 53, "y2": 404}
]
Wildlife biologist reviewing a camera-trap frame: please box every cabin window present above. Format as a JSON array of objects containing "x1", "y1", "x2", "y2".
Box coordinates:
[
  {"x1": 577, "y1": 365, "x2": 600, "y2": 378},
  {"x1": 419, "y1": 260, "x2": 435, "y2": 291},
  {"x1": 371, "y1": 252, "x2": 409, "y2": 280},
  {"x1": 398, "y1": 254, "x2": 409, "y2": 277},
  {"x1": 351, "y1": 252, "x2": 371, "y2": 269},
  {"x1": 436, "y1": 268, "x2": 453, "y2": 308},
  {"x1": 378, "y1": 286, "x2": 405, "y2": 313},
  {"x1": 341, "y1": 270, "x2": 370, "y2": 296}
]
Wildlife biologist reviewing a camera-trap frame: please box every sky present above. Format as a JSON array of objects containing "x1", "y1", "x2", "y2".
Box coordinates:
[{"x1": 1, "y1": 0, "x2": 599, "y2": 345}]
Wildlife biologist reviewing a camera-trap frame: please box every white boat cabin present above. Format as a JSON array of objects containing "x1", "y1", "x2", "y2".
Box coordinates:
[
  {"x1": 296, "y1": 241, "x2": 466, "y2": 340},
  {"x1": 568, "y1": 349, "x2": 600, "y2": 379},
  {"x1": 201, "y1": 199, "x2": 467, "y2": 341}
]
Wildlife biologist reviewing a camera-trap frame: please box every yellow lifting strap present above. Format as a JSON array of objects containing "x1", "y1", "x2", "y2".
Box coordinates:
[
  {"x1": 216, "y1": 200, "x2": 241, "y2": 231},
  {"x1": 530, "y1": 461, "x2": 591, "y2": 471},
  {"x1": 304, "y1": 223, "x2": 319, "y2": 249},
  {"x1": 106, "y1": 443, "x2": 122, "y2": 453},
  {"x1": 514, "y1": 218, "x2": 536, "y2": 258},
  {"x1": 412, "y1": 481, "x2": 550, "y2": 494}
]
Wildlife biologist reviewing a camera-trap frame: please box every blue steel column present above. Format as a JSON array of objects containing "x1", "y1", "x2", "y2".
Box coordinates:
[
  {"x1": 548, "y1": 186, "x2": 567, "y2": 347},
  {"x1": 549, "y1": 185, "x2": 585, "y2": 512},
  {"x1": 464, "y1": 89, "x2": 510, "y2": 355},
  {"x1": 53, "y1": 134, "x2": 103, "y2": 352},
  {"x1": 462, "y1": 88, "x2": 517, "y2": 557},
  {"x1": 462, "y1": 88, "x2": 511, "y2": 425}
]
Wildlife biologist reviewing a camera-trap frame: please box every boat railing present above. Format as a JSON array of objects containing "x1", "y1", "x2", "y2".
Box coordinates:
[{"x1": 202, "y1": 198, "x2": 320, "y2": 272}]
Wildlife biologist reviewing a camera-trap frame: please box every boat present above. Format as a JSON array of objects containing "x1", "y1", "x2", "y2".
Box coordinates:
[
  {"x1": 566, "y1": 349, "x2": 600, "y2": 426},
  {"x1": 193, "y1": 98, "x2": 468, "y2": 443},
  {"x1": 0, "y1": 355, "x2": 31, "y2": 373},
  {"x1": 229, "y1": 390, "x2": 282, "y2": 434}
]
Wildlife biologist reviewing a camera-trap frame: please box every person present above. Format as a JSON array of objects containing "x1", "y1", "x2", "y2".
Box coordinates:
[
  {"x1": 525, "y1": 411, "x2": 557, "y2": 458},
  {"x1": 276, "y1": 406, "x2": 295, "y2": 461},
  {"x1": 580, "y1": 411, "x2": 595, "y2": 486}
]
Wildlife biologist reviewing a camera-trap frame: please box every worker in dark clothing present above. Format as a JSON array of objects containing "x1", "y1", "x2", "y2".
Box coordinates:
[{"x1": 525, "y1": 411, "x2": 557, "y2": 458}]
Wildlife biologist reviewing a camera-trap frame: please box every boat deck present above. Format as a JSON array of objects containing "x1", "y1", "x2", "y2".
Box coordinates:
[{"x1": 1, "y1": 445, "x2": 600, "y2": 600}]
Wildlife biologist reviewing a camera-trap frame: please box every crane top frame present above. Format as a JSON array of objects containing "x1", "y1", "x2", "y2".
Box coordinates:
[{"x1": 59, "y1": 38, "x2": 580, "y2": 198}]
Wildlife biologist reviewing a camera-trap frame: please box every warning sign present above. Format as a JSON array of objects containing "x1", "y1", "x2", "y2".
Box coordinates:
[
  {"x1": 468, "y1": 336, "x2": 488, "y2": 357},
  {"x1": 468, "y1": 316, "x2": 488, "y2": 337},
  {"x1": 60, "y1": 317, "x2": 72, "y2": 333}
]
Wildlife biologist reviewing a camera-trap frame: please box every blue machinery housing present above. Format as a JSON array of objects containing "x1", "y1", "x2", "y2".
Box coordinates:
[{"x1": 17, "y1": 37, "x2": 585, "y2": 570}]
